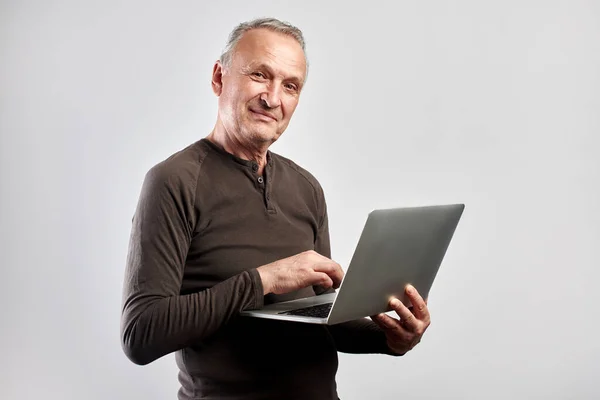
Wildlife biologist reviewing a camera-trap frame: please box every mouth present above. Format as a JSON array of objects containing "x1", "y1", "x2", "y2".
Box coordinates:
[{"x1": 249, "y1": 108, "x2": 277, "y2": 122}]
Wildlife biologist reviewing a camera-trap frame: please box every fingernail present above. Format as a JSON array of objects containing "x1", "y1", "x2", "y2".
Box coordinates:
[
  {"x1": 406, "y1": 285, "x2": 414, "y2": 294},
  {"x1": 391, "y1": 299, "x2": 400, "y2": 307}
]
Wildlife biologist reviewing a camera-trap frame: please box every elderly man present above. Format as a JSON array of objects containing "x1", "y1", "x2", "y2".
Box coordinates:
[{"x1": 120, "y1": 17, "x2": 431, "y2": 400}]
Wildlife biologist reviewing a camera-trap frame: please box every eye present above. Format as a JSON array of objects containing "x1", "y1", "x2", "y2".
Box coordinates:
[
  {"x1": 252, "y1": 72, "x2": 266, "y2": 79},
  {"x1": 285, "y1": 83, "x2": 299, "y2": 92}
]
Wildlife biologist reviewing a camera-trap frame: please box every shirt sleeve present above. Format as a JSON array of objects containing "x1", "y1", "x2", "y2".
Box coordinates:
[
  {"x1": 120, "y1": 164, "x2": 264, "y2": 365},
  {"x1": 313, "y1": 184, "x2": 401, "y2": 356}
]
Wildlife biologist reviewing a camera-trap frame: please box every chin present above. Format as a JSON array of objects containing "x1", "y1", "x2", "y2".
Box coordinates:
[
  {"x1": 244, "y1": 126, "x2": 279, "y2": 144},
  {"x1": 237, "y1": 116, "x2": 282, "y2": 145},
  {"x1": 252, "y1": 131, "x2": 279, "y2": 144}
]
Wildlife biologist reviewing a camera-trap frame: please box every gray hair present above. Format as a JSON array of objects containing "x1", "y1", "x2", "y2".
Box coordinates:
[{"x1": 219, "y1": 17, "x2": 309, "y2": 79}]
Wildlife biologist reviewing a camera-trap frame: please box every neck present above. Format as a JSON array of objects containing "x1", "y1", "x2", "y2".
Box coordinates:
[{"x1": 206, "y1": 120, "x2": 270, "y2": 175}]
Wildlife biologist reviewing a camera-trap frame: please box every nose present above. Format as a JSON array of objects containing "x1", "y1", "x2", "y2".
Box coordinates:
[{"x1": 260, "y1": 84, "x2": 282, "y2": 109}]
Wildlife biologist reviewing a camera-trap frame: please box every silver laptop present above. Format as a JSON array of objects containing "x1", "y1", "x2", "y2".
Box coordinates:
[{"x1": 240, "y1": 203, "x2": 465, "y2": 325}]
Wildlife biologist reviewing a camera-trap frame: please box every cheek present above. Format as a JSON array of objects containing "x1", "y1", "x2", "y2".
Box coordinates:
[
  {"x1": 281, "y1": 98, "x2": 299, "y2": 120},
  {"x1": 219, "y1": 94, "x2": 237, "y2": 123},
  {"x1": 237, "y1": 84, "x2": 264, "y2": 113},
  {"x1": 223, "y1": 78, "x2": 254, "y2": 105},
  {"x1": 239, "y1": 80, "x2": 264, "y2": 100},
  {"x1": 221, "y1": 91, "x2": 250, "y2": 123}
]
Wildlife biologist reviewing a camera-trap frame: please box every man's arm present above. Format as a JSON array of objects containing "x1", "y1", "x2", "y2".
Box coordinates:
[
  {"x1": 120, "y1": 165, "x2": 264, "y2": 365},
  {"x1": 326, "y1": 317, "x2": 401, "y2": 355}
]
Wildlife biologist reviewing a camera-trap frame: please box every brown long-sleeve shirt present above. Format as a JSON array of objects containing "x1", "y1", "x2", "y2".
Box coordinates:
[{"x1": 120, "y1": 138, "x2": 398, "y2": 400}]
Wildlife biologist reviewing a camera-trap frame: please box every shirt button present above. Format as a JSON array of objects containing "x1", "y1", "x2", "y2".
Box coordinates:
[
  {"x1": 252, "y1": 164, "x2": 258, "y2": 172},
  {"x1": 257, "y1": 177, "x2": 264, "y2": 184}
]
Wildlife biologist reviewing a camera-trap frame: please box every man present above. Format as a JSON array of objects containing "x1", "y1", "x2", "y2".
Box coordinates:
[{"x1": 120, "y1": 17, "x2": 431, "y2": 400}]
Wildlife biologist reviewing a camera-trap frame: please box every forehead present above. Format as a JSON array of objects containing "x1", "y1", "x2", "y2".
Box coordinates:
[{"x1": 233, "y1": 28, "x2": 306, "y2": 80}]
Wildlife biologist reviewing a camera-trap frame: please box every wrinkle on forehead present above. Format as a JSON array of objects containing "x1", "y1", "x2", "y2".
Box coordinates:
[{"x1": 233, "y1": 30, "x2": 306, "y2": 81}]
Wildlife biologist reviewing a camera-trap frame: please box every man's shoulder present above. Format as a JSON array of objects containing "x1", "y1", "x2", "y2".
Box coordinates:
[
  {"x1": 271, "y1": 152, "x2": 324, "y2": 195},
  {"x1": 144, "y1": 139, "x2": 209, "y2": 190}
]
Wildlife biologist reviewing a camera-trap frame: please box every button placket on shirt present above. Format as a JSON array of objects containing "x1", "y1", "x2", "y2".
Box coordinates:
[
  {"x1": 251, "y1": 163, "x2": 264, "y2": 185},
  {"x1": 250, "y1": 160, "x2": 276, "y2": 213},
  {"x1": 264, "y1": 162, "x2": 276, "y2": 214}
]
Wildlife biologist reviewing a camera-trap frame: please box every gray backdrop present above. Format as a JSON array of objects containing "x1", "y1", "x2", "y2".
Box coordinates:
[{"x1": 1, "y1": 1, "x2": 599, "y2": 399}]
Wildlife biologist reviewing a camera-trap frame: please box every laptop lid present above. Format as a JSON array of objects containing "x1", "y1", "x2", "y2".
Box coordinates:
[{"x1": 326, "y1": 203, "x2": 465, "y2": 325}]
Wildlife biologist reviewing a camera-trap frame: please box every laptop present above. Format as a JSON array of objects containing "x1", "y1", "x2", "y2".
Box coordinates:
[{"x1": 240, "y1": 203, "x2": 465, "y2": 325}]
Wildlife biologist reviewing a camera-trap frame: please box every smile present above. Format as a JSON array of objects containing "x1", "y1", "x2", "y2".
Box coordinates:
[{"x1": 250, "y1": 109, "x2": 277, "y2": 122}]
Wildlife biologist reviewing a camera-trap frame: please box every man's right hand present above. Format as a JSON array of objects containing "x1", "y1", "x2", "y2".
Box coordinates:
[{"x1": 256, "y1": 250, "x2": 344, "y2": 295}]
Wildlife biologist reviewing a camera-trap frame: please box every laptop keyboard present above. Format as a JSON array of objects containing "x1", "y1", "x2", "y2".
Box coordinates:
[{"x1": 279, "y1": 302, "x2": 333, "y2": 318}]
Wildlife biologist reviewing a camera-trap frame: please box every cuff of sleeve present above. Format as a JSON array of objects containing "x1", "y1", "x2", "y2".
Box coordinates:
[{"x1": 247, "y1": 268, "x2": 265, "y2": 310}]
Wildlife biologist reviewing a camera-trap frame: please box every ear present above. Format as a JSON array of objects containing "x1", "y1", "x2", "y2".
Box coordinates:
[{"x1": 211, "y1": 61, "x2": 224, "y2": 96}]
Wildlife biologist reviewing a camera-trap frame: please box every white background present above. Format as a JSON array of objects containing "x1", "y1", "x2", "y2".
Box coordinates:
[{"x1": 1, "y1": 1, "x2": 599, "y2": 399}]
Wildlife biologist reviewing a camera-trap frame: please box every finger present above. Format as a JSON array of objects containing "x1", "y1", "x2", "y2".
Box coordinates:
[
  {"x1": 330, "y1": 262, "x2": 344, "y2": 288},
  {"x1": 310, "y1": 272, "x2": 333, "y2": 289},
  {"x1": 313, "y1": 262, "x2": 344, "y2": 288},
  {"x1": 371, "y1": 313, "x2": 399, "y2": 332},
  {"x1": 389, "y1": 298, "x2": 420, "y2": 331},
  {"x1": 405, "y1": 285, "x2": 430, "y2": 322},
  {"x1": 371, "y1": 313, "x2": 413, "y2": 340}
]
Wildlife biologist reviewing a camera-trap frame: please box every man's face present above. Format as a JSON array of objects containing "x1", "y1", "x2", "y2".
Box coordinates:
[{"x1": 213, "y1": 28, "x2": 307, "y2": 146}]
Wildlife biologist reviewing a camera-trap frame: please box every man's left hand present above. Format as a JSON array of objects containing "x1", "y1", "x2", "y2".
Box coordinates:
[{"x1": 371, "y1": 284, "x2": 431, "y2": 355}]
